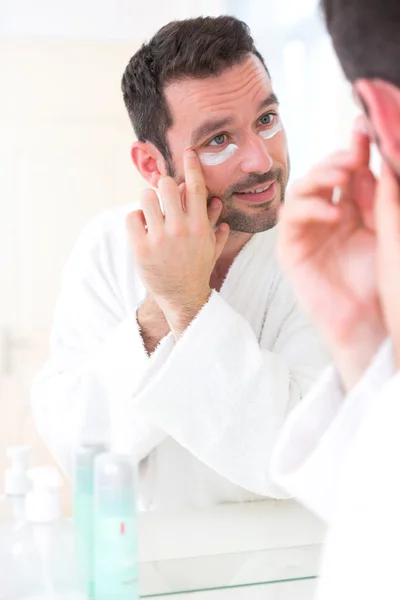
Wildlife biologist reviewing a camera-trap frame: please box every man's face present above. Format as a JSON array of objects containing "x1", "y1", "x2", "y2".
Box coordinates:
[{"x1": 164, "y1": 55, "x2": 290, "y2": 233}]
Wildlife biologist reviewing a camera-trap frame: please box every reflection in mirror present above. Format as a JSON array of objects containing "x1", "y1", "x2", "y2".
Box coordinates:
[{"x1": 0, "y1": 0, "x2": 355, "y2": 597}]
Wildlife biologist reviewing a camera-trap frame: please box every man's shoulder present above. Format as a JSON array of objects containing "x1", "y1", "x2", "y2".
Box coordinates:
[
  {"x1": 83, "y1": 202, "x2": 139, "y2": 240},
  {"x1": 74, "y1": 202, "x2": 139, "y2": 254},
  {"x1": 62, "y1": 202, "x2": 140, "y2": 284}
]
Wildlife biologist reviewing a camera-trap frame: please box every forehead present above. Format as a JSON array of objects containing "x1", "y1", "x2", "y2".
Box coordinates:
[{"x1": 165, "y1": 55, "x2": 273, "y2": 139}]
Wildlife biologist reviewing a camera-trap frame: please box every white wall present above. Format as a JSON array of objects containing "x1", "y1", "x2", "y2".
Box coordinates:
[
  {"x1": 0, "y1": 37, "x2": 150, "y2": 510},
  {"x1": 0, "y1": 0, "x2": 225, "y2": 41}
]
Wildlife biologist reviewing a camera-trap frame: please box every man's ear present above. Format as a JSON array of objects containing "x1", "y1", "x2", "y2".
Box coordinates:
[
  {"x1": 130, "y1": 142, "x2": 167, "y2": 187},
  {"x1": 354, "y1": 79, "x2": 400, "y2": 173}
]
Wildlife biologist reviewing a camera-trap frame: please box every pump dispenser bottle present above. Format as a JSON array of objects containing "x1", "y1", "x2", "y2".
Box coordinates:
[
  {"x1": 0, "y1": 466, "x2": 85, "y2": 600},
  {"x1": 94, "y1": 454, "x2": 138, "y2": 600},
  {"x1": 0, "y1": 445, "x2": 31, "y2": 523},
  {"x1": 74, "y1": 443, "x2": 108, "y2": 598}
]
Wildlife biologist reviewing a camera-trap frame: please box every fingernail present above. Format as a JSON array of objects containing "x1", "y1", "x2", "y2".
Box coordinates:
[
  {"x1": 331, "y1": 186, "x2": 342, "y2": 205},
  {"x1": 185, "y1": 149, "x2": 196, "y2": 158},
  {"x1": 211, "y1": 198, "x2": 221, "y2": 209}
]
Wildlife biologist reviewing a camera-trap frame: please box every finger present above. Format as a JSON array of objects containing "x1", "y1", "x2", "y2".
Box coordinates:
[
  {"x1": 126, "y1": 209, "x2": 147, "y2": 243},
  {"x1": 158, "y1": 176, "x2": 183, "y2": 223},
  {"x1": 351, "y1": 117, "x2": 371, "y2": 167},
  {"x1": 207, "y1": 197, "x2": 223, "y2": 228},
  {"x1": 375, "y1": 163, "x2": 400, "y2": 343},
  {"x1": 140, "y1": 188, "x2": 164, "y2": 233},
  {"x1": 178, "y1": 182, "x2": 186, "y2": 211},
  {"x1": 376, "y1": 163, "x2": 400, "y2": 270},
  {"x1": 281, "y1": 197, "x2": 341, "y2": 229},
  {"x1": 289, "y1": 168, "x2": 352, "y2": 201},
  {"x1": 308, "y1": 151, "x2": 358, "y2": 174},
  {"x1": 214, "y1": 222, "x2": 230, "y2": 262},
  {"x1": 184, "y1": 149, "x2": 208, "y2": 218},
  {"x1": 279, "y1": 200, "x2": 340, "y2": 251}
]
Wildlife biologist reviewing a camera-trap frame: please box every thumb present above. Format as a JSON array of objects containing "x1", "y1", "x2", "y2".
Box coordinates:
[
  {"x1": 352, "y1": 168, "x2": 377, "y2": 231},
  {"x1": 214, "y1": 222, "x2": 230, "y2": 262},
  {"x1": 207, "y1": 197, "x2": 223, "y2": 227},
  {"x1": 375, "y1": 162, "x2": 400, "y2": 331}
]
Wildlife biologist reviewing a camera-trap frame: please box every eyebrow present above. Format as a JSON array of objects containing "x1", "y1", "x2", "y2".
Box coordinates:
[
  {"x1": 190, "y1": 117, "x2": 234, "y2": 147},
  {"x1": 190, "y1": 92, "x2": 280, "y2": 147},
  {"x1": 258, "y1": 92, "x2": 279, "y2": 112}
]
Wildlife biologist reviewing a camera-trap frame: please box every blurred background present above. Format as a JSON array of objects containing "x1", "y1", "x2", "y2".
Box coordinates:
[{"x1": 0, "y1": 0, "x2": 358, "y2": 500}]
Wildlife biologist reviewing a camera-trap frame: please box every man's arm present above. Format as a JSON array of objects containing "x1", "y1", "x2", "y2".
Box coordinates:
[
  {"x1": 271, "y1": 338, "x2": 394, "y2": 522},
  {"x1": 116, "y1": 151, "x2": 327, "y2": 497},
  {"x1": 276, "y1": 123, "x2": 386, "y2": 394},
  {"x1": 122, "y1": 285, "x2": 328, "y2": 498},
  {"x1": 271, "y1": 121, "x2": 394, "y2": 521},
  {"x1": 33, "y1": 148, "x2": 230, "y2": 478}
]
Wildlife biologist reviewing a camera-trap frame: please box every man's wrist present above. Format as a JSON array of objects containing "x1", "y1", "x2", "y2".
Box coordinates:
[
  {"x1": 137, "y1": 297, "x2": 170, "y2": 355},
  {"x1": 324, "y1": 318, "x2": 386, "y2": 392},
  {"x1": 158, "y1": 289, "x2": 212, "y2": 339}
]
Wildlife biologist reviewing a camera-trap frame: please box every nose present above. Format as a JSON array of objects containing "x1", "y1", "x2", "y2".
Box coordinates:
[{"x1": 240, "y1": 135, "x2": 273, "y2": 174}]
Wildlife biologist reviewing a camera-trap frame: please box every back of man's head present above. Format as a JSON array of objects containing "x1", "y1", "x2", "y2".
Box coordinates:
[
  {"x1": 320, "y1": 0, "x2": 400, "y2": 173},
  {"x1": 321, "y1": 0, "x2": 400, "y2": 86}
]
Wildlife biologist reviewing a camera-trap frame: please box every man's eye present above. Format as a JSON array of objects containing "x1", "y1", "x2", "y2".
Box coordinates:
[
  {"x1": 260, "y1": 113, "x2": 275, "y2": 126},
  {"x1": 209, "y1": 134, "x2": 227, "y2": 147}
]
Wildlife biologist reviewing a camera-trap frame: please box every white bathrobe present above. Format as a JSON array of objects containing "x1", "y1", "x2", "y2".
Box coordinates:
[
  {"x1": 272, "y1": 340, "x2": 400, "y2": 599},
  {"x1": 31, "y1": 203, "x2": 327, "y2": 510}
]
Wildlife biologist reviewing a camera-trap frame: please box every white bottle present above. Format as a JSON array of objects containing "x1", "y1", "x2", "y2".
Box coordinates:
[
  {"x1": 0, "y1": 466, "x2": 86, "y2": 600},
  {"x1": 0, "y1": 446, "x2": 31, "y2": 522}
]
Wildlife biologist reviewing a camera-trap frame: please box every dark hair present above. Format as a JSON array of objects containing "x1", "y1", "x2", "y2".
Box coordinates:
[
  {"x1": 121, "y1": 15, "x2": 268, "y2": 167},
  {"x1": 320, "y1": 0, "x2": 400, "y2": 87}
]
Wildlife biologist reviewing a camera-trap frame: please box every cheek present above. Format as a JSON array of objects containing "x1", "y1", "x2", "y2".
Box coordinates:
[
  {"x1": 267, "y1": 130, "x2": 288, "y2": 168},
  {"x1": 259, "y1": 121, "x2": 283, "y2": 141},
  {"x1": 202, "y1": 165, "x2": 235, "y2": 197}
]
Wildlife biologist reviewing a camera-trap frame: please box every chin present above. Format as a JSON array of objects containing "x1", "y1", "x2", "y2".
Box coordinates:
[{"x1": 221, "y1": 207, "x2": 279, "y2": 234}]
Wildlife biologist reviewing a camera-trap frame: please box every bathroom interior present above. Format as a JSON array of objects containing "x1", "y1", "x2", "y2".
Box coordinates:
[{"x1": 0, "y1": 1, "x2": 375, "y2": 598}]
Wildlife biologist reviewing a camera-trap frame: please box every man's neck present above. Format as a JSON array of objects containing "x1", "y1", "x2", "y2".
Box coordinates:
[
  {"x1": 211, "y1": 231, "x2": 253, "y2": 291},
  {"x1": 221, "y1": 231, "x2": 253, "y2": 263}
]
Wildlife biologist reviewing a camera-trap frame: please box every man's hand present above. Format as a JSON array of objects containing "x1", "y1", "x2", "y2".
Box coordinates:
[
  {"x1": 277, "y1": 123, "x2": 386, "y2": 391},
  {"x1": 375, "y1": 163, "x2": 400, "y2": 368},
  {"x1": 127, "y1": 150, "x2": 230, "y2": 339}
]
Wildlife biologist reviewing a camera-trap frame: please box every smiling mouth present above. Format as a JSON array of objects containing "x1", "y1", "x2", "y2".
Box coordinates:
[{"x1": 235, "y1": 182, "x2": 275, "y2": 195}]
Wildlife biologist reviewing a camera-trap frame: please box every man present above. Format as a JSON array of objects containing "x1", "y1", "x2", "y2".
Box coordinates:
[
  {"x1": 32, "y1": 16, "x2": 326, "y2": 510},
  {"x1": 272, "y1": 0, "x2": 400, "y2": 597}
]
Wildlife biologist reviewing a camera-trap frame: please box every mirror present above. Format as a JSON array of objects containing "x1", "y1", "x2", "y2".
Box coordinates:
[{"x1": 0, "y1": 1, "x2": 356, "y2": 597}]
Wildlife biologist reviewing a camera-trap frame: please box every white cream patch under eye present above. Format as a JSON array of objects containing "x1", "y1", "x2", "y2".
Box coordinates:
[
  {"x1": 259, "y1": 120, "x2": 282, "y2": 140},
  {"x1": 198, "y1": 143, "x2": 239, "y2": 167}
]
